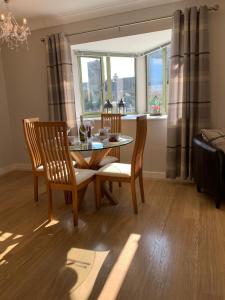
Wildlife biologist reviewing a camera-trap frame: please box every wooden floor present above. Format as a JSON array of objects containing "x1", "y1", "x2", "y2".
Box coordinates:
[{"x1": 0, "y1": 171, "x2": 225, "y2": 300}]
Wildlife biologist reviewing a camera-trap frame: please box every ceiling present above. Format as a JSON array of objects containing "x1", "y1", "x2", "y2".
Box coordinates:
[
  {"x1": 0, "y1": 0, "x2": 182, "y2": 30},
  {"x1": 72, "y1": 29, "x2": 172, "y2": 54}
]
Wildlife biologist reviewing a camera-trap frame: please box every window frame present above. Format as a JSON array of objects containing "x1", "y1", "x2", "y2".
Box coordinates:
[
  {"x1": 145, "y1": 43, "x2": 171, "y2": 115},
  {"x1": 77, "y1": 51, "x2": 137, "y2": 116},
  {"x1": 78, "y1": 55, "x2": 105, "y2": 116}
]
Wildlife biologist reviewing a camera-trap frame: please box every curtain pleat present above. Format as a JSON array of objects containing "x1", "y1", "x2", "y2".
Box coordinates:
[
  {"x1": 46, "y1": 33, "x2": 77, "y2": 135},
  {"x1": 166, "y1": 6, "x2": 210, "y2": 179}
]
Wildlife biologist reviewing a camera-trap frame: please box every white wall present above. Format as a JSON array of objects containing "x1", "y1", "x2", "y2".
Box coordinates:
[
  {"x1": 1, "y1": 0, "x2": 224, "y2": 176},
  {"x1": 0, "y1": 53, "x2": 13, "y2": 173}
]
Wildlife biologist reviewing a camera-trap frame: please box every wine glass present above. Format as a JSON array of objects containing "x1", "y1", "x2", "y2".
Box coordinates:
[
  {"x1": 104, "y1": 118, "x2": 111, "y2": 134},
  {"x1": 89, "y1": 119, "x2": 95, "y2": 137}
]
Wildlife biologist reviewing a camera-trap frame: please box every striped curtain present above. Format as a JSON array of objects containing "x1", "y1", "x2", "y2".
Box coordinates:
[
  {"x1": 166, "y1": 6, "x2": 210, "y2": 180},
  {"x1": 46, "y1": 33, "x2": 77, "y2": 134}
]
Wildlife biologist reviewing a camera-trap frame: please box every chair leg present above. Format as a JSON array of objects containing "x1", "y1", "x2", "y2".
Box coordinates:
[
  {"x1": 109, "y1": 181, "x2": 113, "y2": 193},
  {"x1": 47, "y1": 187, "x2": 53, "y2": 222},
  {"x1": 139, "y1": 171, "x2": 145, "y2": 203},
  {"x1": 96, "y1": 177, "x2": 102, "y2": 209},
  {"x1": 72, "y1": 191, "x2": 78, "y2": 226},
  {"x1": 131, "y1": 179, "x2": 138, "y2": 214},
  {"x1": 78, "y1": 187, "x2": 87, "y2": 210},
  {"x1": 118, "y1": 182, "x2": 122, "y2": 188},
  {"x1": 34, "y1": 175, "x2": 38, "y2": 202}
]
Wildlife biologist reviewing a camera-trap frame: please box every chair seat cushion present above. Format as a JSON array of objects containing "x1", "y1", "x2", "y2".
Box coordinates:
[
  {"x1": 36, "y1": 165, "x2": 44, "y2": 172},
  {"x1": 85, "y1": 155, "x2": 118, "y2": 167},
  {"x1": 97, "y1": 163, "x2": 131, "y2": 178},
  {"x1": 75, "y1": 168, "x2": 96, "y2": 185}
]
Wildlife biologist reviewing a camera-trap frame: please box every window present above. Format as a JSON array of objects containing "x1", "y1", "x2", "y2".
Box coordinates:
[
  {"x1": 78, "y1": 54, "x2": 136, "y2": 115},
  {"x1": 146, "y1": 44, "x2": 171, "y2": 115},
  {"x1": 80, "y1": 57, "x2": 103, "y2": 113},
  {"x1": 110, "y1": 57, "x2": 136, "y2": 113}
]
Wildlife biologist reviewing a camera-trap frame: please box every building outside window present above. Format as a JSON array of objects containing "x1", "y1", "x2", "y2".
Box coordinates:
[
  {"x1": 80, "y1": 57, "x2": 103, "y2": 113},
  {"x1": 146, "y1": 44, "x2": 171, "y2": 115}
]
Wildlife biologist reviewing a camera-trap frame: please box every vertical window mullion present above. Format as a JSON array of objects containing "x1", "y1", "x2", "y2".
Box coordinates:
[
  {"x1": 78, "y1": 56, "x2": 85, "y2": 113},
  {"x1": 106, "y1": 57, "x2": 112, "y2": 100},
  {"x1": 100, "y1": 57, "x2": 105, "y2": 111},
  {"x1": 162, "y1": 47, "x2": 167, "y2": 115}
]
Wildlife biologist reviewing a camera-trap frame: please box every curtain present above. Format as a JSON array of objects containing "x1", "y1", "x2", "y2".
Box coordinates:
[
  {"x1": 166, "y1": 6, "x2": 210, "y2": 180},
  {"x1": 46, "y1": 32, "x2": 77, "y2": 134}
]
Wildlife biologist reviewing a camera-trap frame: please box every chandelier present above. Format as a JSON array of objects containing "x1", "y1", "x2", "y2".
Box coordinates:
[{"x1": 0, "y1": 0, "x2": 31, "y2": 49}]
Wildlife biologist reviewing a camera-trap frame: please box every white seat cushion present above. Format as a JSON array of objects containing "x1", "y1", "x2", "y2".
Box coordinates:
[
  {"x1": 75, "y1": 168, "x2": 96, "y2": 185},
  {"x1": 97, "y1": 163, "x2": 131, "y2": 178},
  {"x1": 36, "y1": 165, "x2": 44, "y2": 172},
  {"x1": 85, "y1": 155, "x2": 118, "y2": 167}
]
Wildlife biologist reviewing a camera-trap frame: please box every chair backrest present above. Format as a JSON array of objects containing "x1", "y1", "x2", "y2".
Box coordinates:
[
  {"x1": 34, "y1": 121, "x2": 76, "y2": 187},
  {"x1": 22, "y1": 118, "x2": 42, "y2": 171},
  {"x1": 101, "y1": 113, "x2": 122, "y2": 159},
  {"x1": 131, "y1": 115, "x2": 147, "y2": 176}
]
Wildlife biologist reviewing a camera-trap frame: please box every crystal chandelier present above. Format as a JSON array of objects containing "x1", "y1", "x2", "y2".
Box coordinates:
[{"x1": 0, "y1": 0, "x2": 31, "y2": 49}]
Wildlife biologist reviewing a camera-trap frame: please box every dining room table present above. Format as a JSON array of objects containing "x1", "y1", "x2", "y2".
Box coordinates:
[{"x1": 69, "y1": 134, "x2": 134, "y2": 205}]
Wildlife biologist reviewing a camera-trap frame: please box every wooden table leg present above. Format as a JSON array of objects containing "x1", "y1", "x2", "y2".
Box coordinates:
[
  {"x1": 70, "y1": 148, "x2": 118, "y2": 206},
  {"x1": 71, "y1": 148, "x2": 111, "y2": 170},
  {"x1": 64, "y1": 191, "x2": 71, "y2": 204},
  {"x1": 101, "y1": 182, "x2": 118, "y2": 205},
  {"x1": 70, "y1": 152, "x2": 89, "y2": 169},
  {"x1": 88, "y1": 148, "x2": 111, "y2": 169}
]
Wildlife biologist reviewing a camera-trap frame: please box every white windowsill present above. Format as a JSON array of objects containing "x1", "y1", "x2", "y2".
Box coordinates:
[{"x1": 83, "y1": 114, "x2": 167, "y2": 121}]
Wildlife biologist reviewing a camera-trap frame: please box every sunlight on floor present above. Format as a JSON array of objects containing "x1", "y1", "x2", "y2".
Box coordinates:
[
  {"x1": 33, "y1": 219, "x2": 59, "y2": 232},
  {"x1": 0, "y1": 242, "x2": 19, "y2": 263},
  {"x1": 0, "y1": 232, "x2": 23, "y2": 264},
  {"x1": 98, "y1": 233, "x2": 141, "y2": 300},
  {"x1": 66, "y1": 248, "x2": 109, "y2": 300},
  {"x1": 0, "y1": 232, "x2": 13, "y2": 241},
  {"x1": 45, "y1": 219, "x2": 59, "y2": 228},
  {"x1": 13, "y1": 234, "x2": 23, "y2": 240}
]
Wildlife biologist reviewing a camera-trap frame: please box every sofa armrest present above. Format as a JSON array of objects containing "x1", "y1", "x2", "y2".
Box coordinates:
[
  {"x1": 193, "y1": 135, "x2": 222, "y2": 153},
  {"x1": 192, "y1": 135, "x2": 225, "y2": 200}
]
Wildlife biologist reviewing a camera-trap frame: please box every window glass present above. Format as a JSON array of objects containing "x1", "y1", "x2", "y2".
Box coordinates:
[
  {"x1": 110, "y1": 57, "x2": 136, "y2": 113},
  {"x1": 80, "y1": 57, "x2": 102, "y2": 113},
  {"x1": 147, "y1": 45, "x2": 171, "y2": 115},
  {"x1": 147, "y1": 49, "x2": 163, "y2": 115}
]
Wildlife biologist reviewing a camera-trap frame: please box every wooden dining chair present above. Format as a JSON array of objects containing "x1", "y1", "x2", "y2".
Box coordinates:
[
  {"x1": 100, "y1": 113, "x2": 122, "y2": 165},
  {"x1": 22, "y1": 118, "x2": 44, "y2": 202},
  {"x1": 34, "y1": 121, "x2": 96, "y2": 226},
  {"x1": 95, "y1": 115, "x2": 147, "y2": 213}
]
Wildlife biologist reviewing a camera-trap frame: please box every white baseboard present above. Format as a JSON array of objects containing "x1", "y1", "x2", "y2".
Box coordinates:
[
  {"x1": 13, "y1": 163, "x2": 32, "y2": 171},
  {"x1": 143, "y1": 171, "x2": 165, "y2": 179},
  {"x1": 0, "y1": 163, "x2": 166, "y2": 180},
  {"x1": 0, "y1": 164, "x2": 16, "y2": 176}
]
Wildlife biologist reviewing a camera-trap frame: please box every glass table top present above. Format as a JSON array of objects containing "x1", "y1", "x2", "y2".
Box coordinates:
[{"x1": 69, "y1": 135, "x2": 133, "y2": 152}]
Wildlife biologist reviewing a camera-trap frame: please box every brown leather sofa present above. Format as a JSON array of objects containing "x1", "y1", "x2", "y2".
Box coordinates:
[{"x1": 193, "y1": 134, "x2": 225, "y2": 208}]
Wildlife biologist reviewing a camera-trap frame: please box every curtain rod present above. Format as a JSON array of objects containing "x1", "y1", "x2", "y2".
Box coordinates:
[{"x1": 40, "y1": 4, "x2": 219, "y2": 42}]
